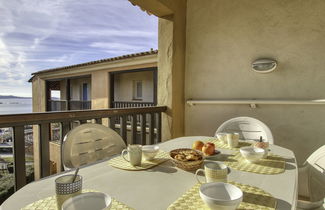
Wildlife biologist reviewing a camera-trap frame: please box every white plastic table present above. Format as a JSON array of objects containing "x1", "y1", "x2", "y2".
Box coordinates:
[{"x1": 1, "y1": 136, "x2": 298, "y2": 210}]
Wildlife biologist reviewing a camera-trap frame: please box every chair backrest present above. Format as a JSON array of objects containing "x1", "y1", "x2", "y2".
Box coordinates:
[
  {"x1": 62, "y1": 123, "x2": 126, "y2": 169},
  {"x1": 215, "y1": 117, "x2": 274, "y2": 144},
  {"x1": 307, "y1": 145, "x2": 325, "y2": 173},
  {"x1": 305, "y1": 145, "x2": 325, "y2": 201}
]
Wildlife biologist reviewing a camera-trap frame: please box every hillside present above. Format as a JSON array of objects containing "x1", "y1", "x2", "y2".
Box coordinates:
[{"x1": 0, "y1": 95, "x2": 32, "y2": 99}]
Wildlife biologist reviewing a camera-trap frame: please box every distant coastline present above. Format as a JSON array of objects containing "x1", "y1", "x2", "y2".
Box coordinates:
[{"x1": 0, "y1": 95, "x2": 32, "y2": 99}]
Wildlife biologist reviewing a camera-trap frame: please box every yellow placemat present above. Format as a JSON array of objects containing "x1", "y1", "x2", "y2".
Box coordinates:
[
  {"x1": 22, "y1": 189, "x2": 134, "y2": 210},
  {"x1": 108, "y1": 150, "x2": 170, "y2": 170},
  {"x1": 219, "y1": 152, "x2": 285, "y2": 174},
  {"x1": 209, "y1": 138, "x2": 253, "y2": 151},
  {"x1": 199, "y1": 138, "x2": 285, "y2": 174},
  {"x1": 168, "y1": 182, "x2": 277, "y2": 210}
]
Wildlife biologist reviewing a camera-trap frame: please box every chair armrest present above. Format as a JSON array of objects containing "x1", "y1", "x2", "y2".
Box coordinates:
[{"x1": 309, "y1": 165, "x2": 325, "y2": 201}]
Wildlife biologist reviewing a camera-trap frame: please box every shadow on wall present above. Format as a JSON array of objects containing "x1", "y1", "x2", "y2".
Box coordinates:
[{"x1": 185, "y1": 105, "x2": 325, "y2": 165}]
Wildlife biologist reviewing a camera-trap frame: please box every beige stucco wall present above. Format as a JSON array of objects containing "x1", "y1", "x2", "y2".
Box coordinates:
[
  {"x1": 32, "y1": 77, "x2": 47, "y2": 113},
  {"x1": 60, "y1": 80, "x2": 66, "y2": 100},
  {"x1": 69, "y1": 77, "x2": 91, "y2": 100},
  {"x1": 34, "y1": 54, "x2": 157, "y2": 110},
  {"x1": 185, "y1": 0, "x2": 325, "y2": 164},
  {"x1": 114, "y1": 71, "x2": 154, "y2": 102},
  {"x1": 158, "y1": 18, "x2": 174, "y2": 141},
  {"x1": 91, "y1": 71, "x2": 110, "y2": 109},
  {"x1": 157, "y1": 0, "x2": 187, "y2": 141}
]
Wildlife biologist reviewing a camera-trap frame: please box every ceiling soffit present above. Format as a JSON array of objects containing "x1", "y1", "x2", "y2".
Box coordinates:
[{"x1": 128, "y1": 0, "x2": 174, "y2": 18}]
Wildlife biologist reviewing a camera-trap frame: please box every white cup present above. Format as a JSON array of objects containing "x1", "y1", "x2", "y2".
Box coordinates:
[
  {"x1": 195, "y1": 162, "x2": 228, "y2": 183},
  {"x1": 233, "y1": 132, "x2": 239, "y2": 143},
  {"x1": 216, "y1": 133, "x2": 228, "y2": 144},
  {"x1": 227, "y1": 133, "x2": 239, "y2": 148},
  {"x1": 55, "y1": 175, "x2": 82, "y2": 210},
  {"x1": 121, "y1": 144, "x2": 142, "y2": 166}
]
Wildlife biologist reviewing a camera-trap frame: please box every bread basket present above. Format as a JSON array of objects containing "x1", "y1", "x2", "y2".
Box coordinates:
[{"x1": 169, "y1": 148, "x2": 203, "y2": 171}]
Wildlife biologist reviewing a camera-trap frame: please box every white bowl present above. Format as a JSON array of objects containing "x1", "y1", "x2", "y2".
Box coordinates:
[
  {"x1": 199, "y1": 182, "x2": 243, "y2": 210},
  {"x1": 62, "y1": 192, "x2": 112, "y2": 210},
  {"x1": 240, "y1": 146, "x2": 265, "y2": 163},
  {"x1": 142, "y1": 145, "x2": 159, "y2": 161},
  {"x1": 254, "y1": 142, "x2": 270, "y2": 158}
]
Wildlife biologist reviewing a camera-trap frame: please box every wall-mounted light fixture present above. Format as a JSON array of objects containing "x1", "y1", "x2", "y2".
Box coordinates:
[{"x1": 252, "y1": 58, "x2": 277, "y2": 73}]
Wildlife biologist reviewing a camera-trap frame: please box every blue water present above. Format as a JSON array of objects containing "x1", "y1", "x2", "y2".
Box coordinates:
[{"x1": 0, "y1": 99, "x2": 32, "y2": 115}]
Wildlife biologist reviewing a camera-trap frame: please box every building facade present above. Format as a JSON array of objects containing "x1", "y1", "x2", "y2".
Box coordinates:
[
  {"x1": 29, "y1": 50, "x2": 157, "y2": 177},
  {"x1": 30, "y1": 50, "x2": 157, "y2": 112}
]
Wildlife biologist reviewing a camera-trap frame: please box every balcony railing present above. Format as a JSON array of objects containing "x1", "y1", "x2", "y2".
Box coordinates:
[
  {"x1": 70, "y1": 100, "x2": 91, "y2": 110},
  {"x1": 0, "y1": 106, "x2": 167, "y2": 191},
  {"x1": 112, "y1": 101, "x2": 156, "y2": 123},
  {"x1": 48, "y1": 100, "x2": 91, "y2": 111},
  {"x1": 112, "y1": 101, "x2": 155, "y2": 108},
  {"x1": 48, "y1": 100, "x2": 67, "y2": 111}
]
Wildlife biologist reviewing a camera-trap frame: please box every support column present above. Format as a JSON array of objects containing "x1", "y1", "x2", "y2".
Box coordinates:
[
  {"x1": 32, "y1": 77, "x2": 46, "y2": 180},
  {"x1": 158, "y1": 0, "x2": 187, "y2": 141},
  {"x1": 66, "y1": 79, "x2": 71, "y2": 110},
  {"x1": 91, "y1": 71, "x2": 110, "y2": 126},
  {"x1": 153, "y1": 68, "x2": 158, "y2": 105}
]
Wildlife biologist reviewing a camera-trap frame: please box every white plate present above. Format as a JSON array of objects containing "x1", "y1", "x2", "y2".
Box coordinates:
[
  {"x1": 62, "y1": 192, "x2": 112, "y2": 210},
  {"x1": 204, "y1": 150, "x2": 221, "y2": 160}
]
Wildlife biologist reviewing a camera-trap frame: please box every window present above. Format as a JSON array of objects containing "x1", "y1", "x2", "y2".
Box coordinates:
[
  {"x1": 133, "y1": 80, "x2": 143, "y2": 100},
  {"x1": 50, "y1": 90, "x2": 60, "y2": 100},
  {"x1": 82, "y1": 83, "x2": 89, "y2": 101}
]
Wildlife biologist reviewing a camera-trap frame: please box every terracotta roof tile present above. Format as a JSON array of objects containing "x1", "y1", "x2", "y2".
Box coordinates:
[{"x1": 31, "y1": 49, "x2": 158, "y2": 76}]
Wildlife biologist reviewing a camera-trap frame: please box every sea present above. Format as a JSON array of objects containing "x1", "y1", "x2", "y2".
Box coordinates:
[
  {"x1": 0, "y1": 99, "x2": 34, "y2": 158},
  {"x1": 0, "y1": 98, "x2": 32, "y2": 115}
]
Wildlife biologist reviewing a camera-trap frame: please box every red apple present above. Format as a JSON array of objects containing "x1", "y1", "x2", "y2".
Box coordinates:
[
  {"x1": 192, "y1": 141, "x2": 204, "y2": 151},
  {"x1": 202, "y1": 142, "x2": 215, "y2": 156}
]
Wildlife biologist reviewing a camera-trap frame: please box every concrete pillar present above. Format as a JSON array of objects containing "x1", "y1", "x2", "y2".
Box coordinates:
[
  {"x1": 32, "y1": 77, "x2": 46, "y2": 180},
  {"x1": 158, "y1": 1, "x2": 186, "y2": 141},
  {"x1": 60, "y1": 80, "x2": 67, "y2": 100},
  {"x1": 91, "y1": 71, "x2": 110, "y2": 126}
]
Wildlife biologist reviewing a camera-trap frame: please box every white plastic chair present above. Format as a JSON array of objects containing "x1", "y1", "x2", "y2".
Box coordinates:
[
  {"x1": 297, "y1": 145, "x2": 325, "y2": 209},
  {"x1": 215, "y1": 117, "x2": 274, "y2": 144},
  {"x1": 62, "y1": 123, "x2": 126, "y2": 169}
]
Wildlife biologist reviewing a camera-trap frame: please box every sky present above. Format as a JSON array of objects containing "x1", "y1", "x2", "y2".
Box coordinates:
[{"x1": 0, "y1": 0, "x2": 158, "y2": 97}]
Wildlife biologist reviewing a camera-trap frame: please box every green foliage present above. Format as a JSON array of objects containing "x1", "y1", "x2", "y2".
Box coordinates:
[
  {"x1": 0, "y1": 174, "x2": 14, "y2": 204},
  {"x1": 0, "y1": 165, "x2": 34, "y2": 204}
]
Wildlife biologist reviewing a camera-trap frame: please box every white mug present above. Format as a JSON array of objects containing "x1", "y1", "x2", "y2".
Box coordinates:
[
  {"x1": 227, "y1": 133, "x2": 239, "y2": 148},
  {"x1": 216, "y1": 132, "x2": 228, "y2": 144},
  {"x1": 121, "y1": 144, "x2": 142, "y2": 166},
  {"x1": 195, "y1": 162, "x2": 228, "y2": 183}
]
